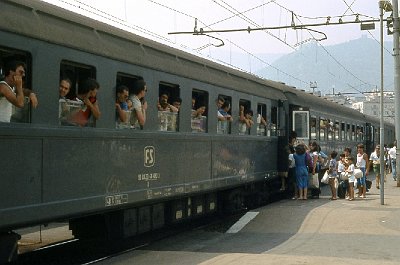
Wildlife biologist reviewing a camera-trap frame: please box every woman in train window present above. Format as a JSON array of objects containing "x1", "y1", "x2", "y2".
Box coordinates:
[
  {"x1": 0, "y1": 60, "x2": 38, "y2": 122},
  {"x1": 239, "y1": 105, "x2": 253, "y2": 134},
  {"x1": 129, "y1": 79, "x2": 147, "y2": 129}
]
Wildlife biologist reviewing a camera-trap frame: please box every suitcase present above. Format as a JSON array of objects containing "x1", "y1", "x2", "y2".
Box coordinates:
[{"x1": 337, "y1": 180, "x2": 347, "y2": 199}]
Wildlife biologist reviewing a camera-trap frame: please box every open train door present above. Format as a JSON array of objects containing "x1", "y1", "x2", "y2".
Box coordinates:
[{"x1": 292, "y1": 109, "x2": 310, "y2": 145}]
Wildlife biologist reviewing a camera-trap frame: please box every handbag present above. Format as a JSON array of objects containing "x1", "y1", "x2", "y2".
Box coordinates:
[
  {"x1": 354, "y1": 168, "x2": 363, "y2": 179},
  {"x1": 308, "y1": 173, "x2": 320, "y2": 188},
  {"x1": 321, "y1": 170, "x2": 330, "y2": 184}
]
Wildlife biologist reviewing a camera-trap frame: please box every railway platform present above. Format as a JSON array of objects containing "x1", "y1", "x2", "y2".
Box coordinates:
[{"x1": 198, "y1": 176, "x2": 400, "y2": 265}]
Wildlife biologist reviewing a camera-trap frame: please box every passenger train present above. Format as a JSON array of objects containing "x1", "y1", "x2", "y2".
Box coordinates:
[{"x1": 0, "y1": 0, "x2": 395, "y2": 262}]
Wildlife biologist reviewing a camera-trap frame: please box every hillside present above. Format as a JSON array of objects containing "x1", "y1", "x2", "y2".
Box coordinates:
[{"x1": 256, "y1": 36, "x2": 394, "y2": 95}]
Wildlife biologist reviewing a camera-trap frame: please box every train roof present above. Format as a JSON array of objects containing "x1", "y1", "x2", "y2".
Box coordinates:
[{"x1": 1, "y1": 0, "x2": 288, "y2": 101}]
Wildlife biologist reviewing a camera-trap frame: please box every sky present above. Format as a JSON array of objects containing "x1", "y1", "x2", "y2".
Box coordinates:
[{"x1": 41, "y1": 0, "x2": 394, "y2": 91}]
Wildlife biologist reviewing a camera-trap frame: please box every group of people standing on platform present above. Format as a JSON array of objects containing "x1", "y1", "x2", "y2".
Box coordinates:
[{"x1": 283, "y1": 133, "x2": 397, "y2": 201}]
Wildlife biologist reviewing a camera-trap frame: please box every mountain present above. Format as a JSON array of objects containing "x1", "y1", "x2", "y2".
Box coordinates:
[{"x1": 256, "y1": 36, "x2": 394, "y2": 96}]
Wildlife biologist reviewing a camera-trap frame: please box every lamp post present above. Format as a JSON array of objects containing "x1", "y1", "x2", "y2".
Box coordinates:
[
  {"x1": 392, "y1": 0, "x2": 400, "y2": 188},
  {"x1": 378, "y1": 1, "x2": 393, "y2": 205}
]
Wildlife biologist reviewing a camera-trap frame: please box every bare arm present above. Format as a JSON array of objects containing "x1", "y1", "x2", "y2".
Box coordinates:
[
  {"x1": 0, "y1": 78, "x2": 24, "y2": 108},
  {"x1": 116, "y1": 103, "x2": 127, "y2": 122},
  {"x1": 136, "y1": 100, "x2": 147, "y2": 126},
  {"x1": 85, "y1": 99, "x2": 101, "y2": 119}
]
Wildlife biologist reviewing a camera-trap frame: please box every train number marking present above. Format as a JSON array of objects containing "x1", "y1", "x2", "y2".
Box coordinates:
[
  {"x1": 144, "y1": 146, "x2": 155, "y2": 167},
  {"x1": 105, "y1": 194, "x2": 128, "y2": 206}
]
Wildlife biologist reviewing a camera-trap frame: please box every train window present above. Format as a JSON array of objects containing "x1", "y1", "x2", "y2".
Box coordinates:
[
  {"x1": 0, "y1": 46, "x2": 33, "y2": 123},
  {"x1": 217, "y1": 94, "x2": 232, "y2": 134},
  {"x1": 158, "y1": 82, "x2": 180, "y2": 132},
  {"x1": 346, "y1": 124, "x2": 351, "y2": 141},
  {"x1": 115, "y1": 73, "x2": 142, "y2": 129},
  {"x1": 327, "y1": 119, "x2": 333, "y2": 140},
  {"x1": 319, "y1": 118, "x2": 327, "y2": 141},
  {"x1": 59, "y1": 60, "x2": 97, "y2": 127},
  {"x1": 341, "y1": 122, "x2": 346, "y2": 141},
  {"x1": 191, "y1": 89, "x2": 208, "y2": 133},
  {"x1": 357, "y1": 126, "x2": 364, "y2": 141},
  {"x1": 256, "y1": 103, "x2": 267, "y2": 136},
  {"x1": 293, "y1": 110, "x2": 309, "y2": 140},
  {"x1": 310, "y1": 116, "x2": 317, "y2": 139},
  {"x1": 352, "y1": 125, "x2": 356, "y2": 141},
  {"x1": 334, "y1": 121, "x2": 340, "y2": 140},
  {"x1": 270, "y1": 106, "x2": 278, "y2": 136},
  {"x1": 239, "y1": 99, "x2": 252, "y2": 135}
]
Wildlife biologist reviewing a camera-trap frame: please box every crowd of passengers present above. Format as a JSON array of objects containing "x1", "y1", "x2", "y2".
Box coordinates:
[{"x1": 0, "y1": 59, "x2": 270, "y2": 133}]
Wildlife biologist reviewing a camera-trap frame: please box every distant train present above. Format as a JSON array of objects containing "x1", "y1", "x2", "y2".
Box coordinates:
[{"x1": 0, "y1": 0, "x2": 395, "y2": 262}]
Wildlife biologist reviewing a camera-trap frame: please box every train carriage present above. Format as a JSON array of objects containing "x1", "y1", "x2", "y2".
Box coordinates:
[
  {"x1": 0, "y1": 0, "x2": 395, "y2": 263},
  {"x1": 0, "y1": 0, "x2": 291, "y2": 262}
]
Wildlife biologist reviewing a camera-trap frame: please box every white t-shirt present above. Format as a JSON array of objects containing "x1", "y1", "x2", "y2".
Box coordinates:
[{"x1": 0, "y1": 81, "x2": 14, "y2": 122}]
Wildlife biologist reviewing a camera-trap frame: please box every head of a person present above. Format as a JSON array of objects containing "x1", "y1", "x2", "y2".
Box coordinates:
[
  {"x1": 375, "y1": 145, "x2": 380, "y2": 152},
  {"x1": 4, "y1": 60, "x2": 26, "y2": 81},
  {"x1": 159, "y1": 92, "x2": 169, "y2": 108},
  {"x1": 340, "y1": 153, "x2": 346, "y2": 161},
  {"x1": 347, "y1": 156, "x2": 354, "y2": 164},
  {"x1": 197, "y1": 101, "x2": 206, "y2": 115},
  {"x1": 78, "y1": 78, "x2": 99, "y2": 98},
  {"x1": 216, "y1": 96, "x2": 225, "y2": 109},
  {"x1": 172, "y1": 97, "x2": 182, "y2": 110},
  {"x1": 116, "y1": 85, "x2": 129, "y2": 103},
  {"x1": 309, "y1": 141, "x2": 318, "y2": 152},
  {"x1": 295, "y1": 144, "x2": 306, "y2": 155},
  {"x1": 330, "y1": 150, "x2": 338, "y2": 159},
  {"x1": 132, "y1": 79, "x2": 147, "y2": 98},
  {"x1": 344, "y1": 147, "x2": 352, "y2": 156},
  {"x1": 222, "y1": 101, "x2": 231, "y2": 111},
  {"x1": 59, "y1": 78, "x2": 72, "y2": 98},
  {"x1": 245, "y1": 109, "x2": 253, "y2": 119},
  {"x1": 356, "y1": 144, "x2": 364, "y2": 154}
]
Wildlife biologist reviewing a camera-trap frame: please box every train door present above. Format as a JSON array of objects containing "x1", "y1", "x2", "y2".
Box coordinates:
[{"x1": 292, "y1": 109, "x2": 310, "y2": 144}]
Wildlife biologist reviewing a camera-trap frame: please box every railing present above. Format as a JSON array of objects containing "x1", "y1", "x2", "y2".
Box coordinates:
[
  {"x1": 116, "y1": 110, "x2": 132, "y2": 129},
  {"x1": 59, "y1": 99, "x2": 95, "y2": 127},
  {"x1": 217, "y1": 120, "x2": 230, "y2": 134},
  {"x1": 191, "y1": 115, "x2": 207, "y2": 133},
  {"x1": 11, "y1": 96, "x2": 30, "y2": 123},
  {"x1": 158, "y1": 111, "x2": 178, "y2": 132}
]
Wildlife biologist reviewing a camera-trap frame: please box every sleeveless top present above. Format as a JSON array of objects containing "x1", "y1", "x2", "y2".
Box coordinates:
[
  {"x1": 356, "y1": 153, "x2": 366, "y2": 168},
  {"x1": 0, "y1": 81, "x2": 15, "y2": 122}
]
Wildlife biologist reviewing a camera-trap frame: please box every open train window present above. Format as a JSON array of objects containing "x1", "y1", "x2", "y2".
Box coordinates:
[
  {"x1": 293, "y1": 110, "x2": 309, "y2": 141},
  {"x1": 334, "y1": 121, "x2": 340, "y2": 140},
  {"x1": 191, "y1": 89, "x2": 208, "y2": 133},
  {"x1": 0, "y1": 46, "x2": 32, "y2": 123},
  {"x1": 59, "y1": 60, "x2": 96, "y2": 127},
  {"x1": 346, "y1": 124, "x2": 351, "y2": 141},
  {"x1": 217, "y1": 94, "x2": 232, "y2": 134},
  {"x1": 327, "y1": 119, "x2": 333, "y2": 140},
  {"x1": 115, "y1": 73, "x2": 142, "y2": 129},
  {"x1": 352, "y1": 125, "x2": 356, "y2": 141},
  {"x1": 270, "y1": 106, "x2": 278, "y2": 136},
  {"x1": 319, "y1": 118, "x2": 327, "y2": 141},
  {"x1": 341, "y1": 122, "x2": 346, "y2": 141},
  {"x1": 356, "y1": 125, "x2": 362, "y2": 141},
  {"x1": 158, "y1": 82, "x2": 180, "y2": 132},
  {"x1": 310, "y1": 116, "x2": 317, "y2": 140},
  {"x1": 239, "y1": 99, "x2": 252, "y2": 135},
  {"x1": 257, "y1": 103, "x2": 267, "y2": 136}
]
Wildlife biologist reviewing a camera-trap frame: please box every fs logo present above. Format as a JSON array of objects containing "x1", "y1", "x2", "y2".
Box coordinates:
[{"x1": 144, "y1": 146, "x2": 155, "y2": 167}]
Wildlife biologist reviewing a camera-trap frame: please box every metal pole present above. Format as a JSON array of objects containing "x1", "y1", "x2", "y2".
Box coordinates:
[
  {"x1": 392, "y1": 0, "x2": 400, "y2": 187},
  {"x1": 379, "y1": 1, "x2": 385, "y2": 205}
]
